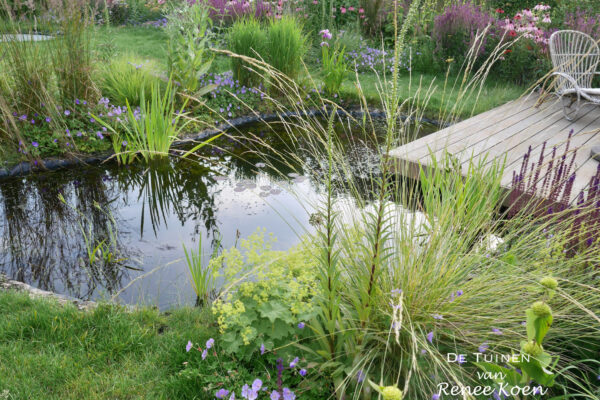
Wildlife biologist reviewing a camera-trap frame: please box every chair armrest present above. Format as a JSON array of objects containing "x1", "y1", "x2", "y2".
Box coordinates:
[{"x1": 551, "y1": 71, "x2": 581, "y2": 91}]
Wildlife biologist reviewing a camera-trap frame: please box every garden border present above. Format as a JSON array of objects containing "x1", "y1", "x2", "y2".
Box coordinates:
[{"x1": 0, "y1": 108, "x2": 447, "y2": 179}]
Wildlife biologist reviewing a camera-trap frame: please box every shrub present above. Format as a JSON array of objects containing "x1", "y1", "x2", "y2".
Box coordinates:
[
  {"x1": 228, "y1": 18, "x2": 267, "y2": 87},
  {"x1": 99, "y1": 56, "x2": 164, "y2": 106},
  {"x1": 202, "y1": 0, "x2": 270, "y2": 25},
  {"x1": 165, "y1": 1, "x2": 213, "y2": 94},
  {"x1": 432, "y1": 2, "x2": 493, "y2": 68},
  {"x1": 211, "y1": 229, "x2": 318, "y2": 361},
  {"x1": 265, "y1": 16, "x2": 307, "y2": 80}
]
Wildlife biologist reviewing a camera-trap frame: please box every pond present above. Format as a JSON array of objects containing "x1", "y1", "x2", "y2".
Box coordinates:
[{"x1": 0, "y1": 118, "x2": 438, "y2": 309}]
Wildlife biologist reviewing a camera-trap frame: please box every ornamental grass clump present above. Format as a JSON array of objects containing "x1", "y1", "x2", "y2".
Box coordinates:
[
  {"x1": 265, "y1": 16, "x2": 307, "y2": 80},
  {"x1": 228, "y1": 18, "x2": 267, "y2": 87},
  {"x1": 99, "y1": 55, "x2": 164, "y2": 107}
]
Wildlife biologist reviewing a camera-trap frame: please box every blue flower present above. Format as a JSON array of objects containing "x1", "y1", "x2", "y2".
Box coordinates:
[
  {"x1": 202, "y1": 349, "x2": 208, "y2": 360},
  {"x1": 260, "y1": 343, "x2": 265, "y2": 355},
  {"x1": 270, "y1": 391, "x2": 280, "y2": 400},
  {"x1": 289, "y1": 357, "x2": 299, "y2": 368},
  {"x1": 299, "y1": 368, "x2": 307, "y2": 377},
  {"x1": 297, "y1": 322, "x2": 305, "y2": 329},
  {"x1": 206, "y1": 338, "x2": 215, "y2": 349},
  {"x1": 282, "y1": 388, "x2": 295, "y2": 400},
  {"x1": 31, "y1": 141, "x2": 38, "y2": 148},
  {"x1": 216, "y1": 389, "x2": 230, "y2": 399},
  {"x1": 64, "y1": 109, "x2": 71, "y2": 116},
  {"x1": 186, "y1": 340, "x2": 192, "y2": 352},
  {"x1": 478, "y1": 342, "x2": 489, "y2": 353},
  {"x1": 432, "y1": 394, "x2": 440, "y2": 400}
]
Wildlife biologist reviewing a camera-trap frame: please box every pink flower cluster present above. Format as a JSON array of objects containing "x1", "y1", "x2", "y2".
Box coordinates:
[{"x1": 499, "y1": 3, "x2": 552, "y2": 47}]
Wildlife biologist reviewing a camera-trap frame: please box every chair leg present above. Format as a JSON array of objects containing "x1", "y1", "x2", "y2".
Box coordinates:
[{"x1": 561, "y1": 95, "x2": 579, "y2": 121}]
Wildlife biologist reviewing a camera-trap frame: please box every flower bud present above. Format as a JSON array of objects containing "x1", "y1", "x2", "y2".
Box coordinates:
[
  {"x1": 522, "y1": 341, "x2": 543, "y2": 356},
  {"x1": 532, "y1": 301, "x2": 552, "y2": 317},
  {"x1": 540, "y1": 277, "x2": 558, "y2": 290},
  {"x1": 382, "y1": 386, "x2": 403, "y2": 400}
]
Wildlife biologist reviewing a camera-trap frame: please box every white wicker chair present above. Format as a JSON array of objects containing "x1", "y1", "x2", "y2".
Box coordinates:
[{"x1": 549, "y1": 30, "x2": 600, "y2": 120}]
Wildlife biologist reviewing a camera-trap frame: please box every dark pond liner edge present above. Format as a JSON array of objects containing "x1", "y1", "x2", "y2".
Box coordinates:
[{"x1": 0, "y1": 108, "x2": 448, "y2": 180}]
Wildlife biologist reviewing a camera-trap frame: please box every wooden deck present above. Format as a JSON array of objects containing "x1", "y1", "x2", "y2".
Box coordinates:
[{"x1": 389, "y1": 94, "x2": 600, "y2": 205}]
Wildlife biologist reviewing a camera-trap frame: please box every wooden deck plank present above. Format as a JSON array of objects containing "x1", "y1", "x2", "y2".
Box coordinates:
[
  {"x1": 389, "y1": 98, "x2": 533, "y2": 157},
  {"x1": 427, "y1": 100, "x2": 563, "y2": 166},
  {"x1": 395, "y1": 98, "x2": 539, "y2": 160},
  {"x1": 389, "y1": 95, "x2": 600, "y2": 205}
]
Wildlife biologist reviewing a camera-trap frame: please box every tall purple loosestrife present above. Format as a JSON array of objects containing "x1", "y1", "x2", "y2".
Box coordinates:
[
  {"x1": 564, "y1": 10, "x2": 600, "y2": 40},
  {"x1": 508, "y1": 130, "x2": 600, "y2": 255},
  {"x1": 433, "y1": 2, "x2": 493, "y2": 59},
  {"x1": 190, "y1": 0, "x2": 270, "y2": 23}
]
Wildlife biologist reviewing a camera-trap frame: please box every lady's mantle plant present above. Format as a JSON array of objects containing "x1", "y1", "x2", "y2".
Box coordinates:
[{"x1": 211, "y1": 229, "x2": 318, "y2": 360}]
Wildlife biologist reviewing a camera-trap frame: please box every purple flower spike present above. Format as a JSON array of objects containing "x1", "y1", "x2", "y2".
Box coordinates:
[
  {"x1": 427, "y1": 331, "x2": 434, "y2": 344},
  {"x1": 186, "y1": 340, "x2": 192, "y2": 352}
]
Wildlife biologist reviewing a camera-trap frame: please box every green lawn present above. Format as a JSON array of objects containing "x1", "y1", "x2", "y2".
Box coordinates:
[
  {"x1": 0, "y1": 291, "x2": 213, "y2": 399},
  {"x1": 95, "y1": 25, "x2": 524, "y2": 120}
]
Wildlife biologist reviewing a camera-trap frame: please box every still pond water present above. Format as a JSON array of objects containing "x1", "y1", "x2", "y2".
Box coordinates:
[{"x1": 0, "y1": 120, "x2": 437, "y2": 309}]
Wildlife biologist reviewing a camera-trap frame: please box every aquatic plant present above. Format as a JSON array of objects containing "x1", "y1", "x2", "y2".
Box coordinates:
[
  {"x1": 183, "y1": 234, "x2": 220, "y2": 306},
  {"x1": 319, "y1": 29, "x2": 349, "y2": 96},
  {"x1": 95, "y1": 80, "x2": 190, "y2": 164}
]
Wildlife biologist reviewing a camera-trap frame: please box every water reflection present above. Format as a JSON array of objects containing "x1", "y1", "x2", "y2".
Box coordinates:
[{"x1": 0, "y1": 119, "x2": 438, "y2": 308}]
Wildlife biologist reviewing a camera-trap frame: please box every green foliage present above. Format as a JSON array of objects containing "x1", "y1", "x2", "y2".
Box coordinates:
[
  {"x1": 475, "y1": 277, "x2": 561, "y2": 391},
  {"x1": 165, "y1": 1, "x2": 213, "y2": 93},
  {"x1": 211, "y1": 229, "x2": 318, "y2": 360},
  {"x1": 266, "y1": 16, "x2": 307, "y2": 80},
  {"x1": 94, "y1": 80, "x2": 190, "y2": 164},
  {"x1": 228, "y1": 18, "x2": 267, "y2": 87},
  {"x1": 183, "y1": 235, "x2": 220, "y2": 306},
  {"x1": 321, "y1": 42, "x2": 349, "y2": 96},
  {"x1": 489, "y1": 37, "x2": 552, "y2": 85},
  {"x1": 99, "y1": 55, "x2": 164, "y2": 106}
]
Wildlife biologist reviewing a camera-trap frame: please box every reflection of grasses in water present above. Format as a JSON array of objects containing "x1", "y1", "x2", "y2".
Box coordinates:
[
  {"x1": 0, "y1": 172, "x2": 129, "y2": 299},
  {"x1": 119, "y1": 160, "x2": 219, "y2": 239}
]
